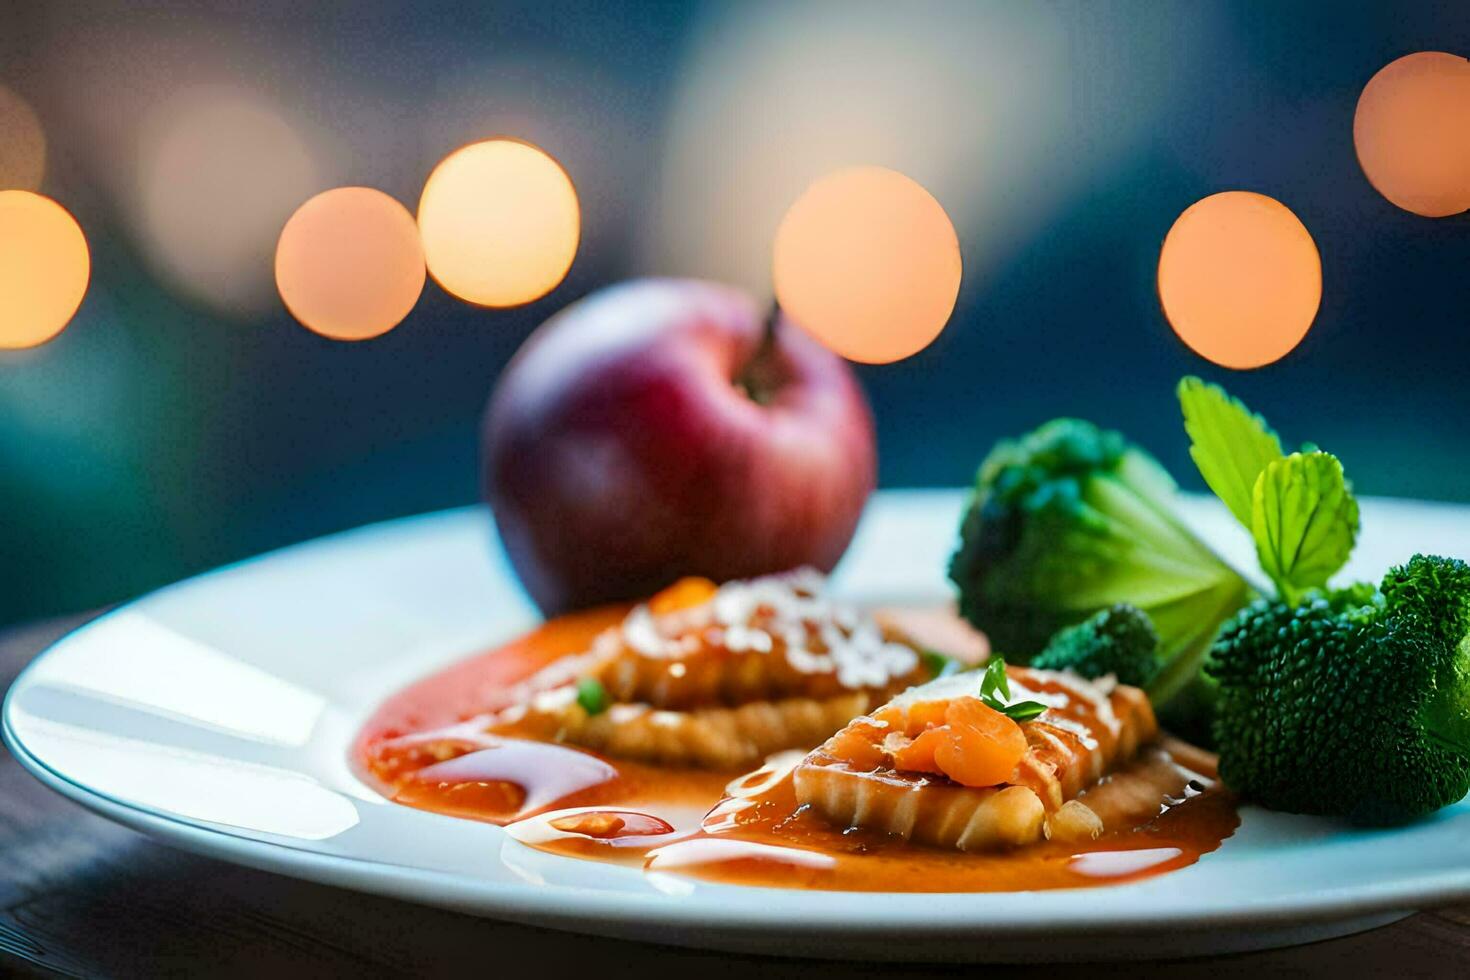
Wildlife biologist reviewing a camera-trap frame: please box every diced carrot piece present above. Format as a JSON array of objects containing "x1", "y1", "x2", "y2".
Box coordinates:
[
  {"x1": 933, "y1": 697, "x2": 1028, "y2": 787},
  {"x1": 871, "y1": 704, "x2": 905, "y2": 727},
  {"x1": 648, "y1": 577, "x2": 718, "y2": 614},
  {"x1": 826, "y1": 722, "x2": 886, "y2": 769},
  {"x1": 906, "y1": 700, "x2": 949, "y2": 734},
  {"x1": 891, "y1": 726, "x2": 948, "y2": 774}
]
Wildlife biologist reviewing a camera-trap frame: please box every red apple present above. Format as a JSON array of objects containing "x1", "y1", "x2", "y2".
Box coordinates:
[{"x1": 483, "y1": 278, "x2": 877, "y2": 614}]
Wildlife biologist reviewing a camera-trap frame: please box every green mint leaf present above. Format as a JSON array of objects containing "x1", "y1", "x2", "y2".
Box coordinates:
[
  {"x1": 1250, "y1": 451, "x2": 1359, "y2": 604},
  {"x1": 920, "y1": 648, "x2": 962, "y2": 678},
  {"x1": 1000, "y1": 700, "x2": 1049, "y2": 722},
  {"x1": 576, "y1": 677, "x2": 609, "y2": 716},
  {"x1": 1178, "y1": 376, "x2": 1284, "y2": 529}
]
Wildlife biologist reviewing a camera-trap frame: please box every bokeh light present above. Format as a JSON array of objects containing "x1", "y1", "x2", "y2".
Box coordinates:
[
  {"x1": 275, "y1": 187, "x2": 426, "y2": 341},
  {"x1": 417, "y1": 139, "x2": 580, "y2": 308},
  {"x1": 642, "y1": 2, "x2": 1212, "y2": 295},
  {"x1": 420, "y1": 53, "x2": 647, "y2": 284},
  {"x1": 0, "y1": 190, "x2": 90, "y2": 350},
  {"x1": 136, "y1": 87, "x2": 321, "y2": 317},
  {"x1": 1157, "y1": 191, "x2": 1321, "y2": 370},
  {"x1": 1353, "y1": 51, "x2": 1470, "y2": 218},
  {"x1": 0, "y1": 87, "x2": 46, "y2": 191},
  {"x1": 772, "y1": 166, "x2": 961, "y2": 364}
]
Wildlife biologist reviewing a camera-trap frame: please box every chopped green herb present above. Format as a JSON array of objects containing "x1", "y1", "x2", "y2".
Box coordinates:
[
  {"x1": 997, "y1": 700, "x2": 1049, "y2": 722},
  {"x1": 977, "y1": 656, "x2": 1048, "y2": 722},
  {"x1": 920, "y1": 648, "x2": 961, "y2": 678},
  {"x1": 576, "y1": 677, "x2": 608, "y2": 716},
  {"x1": 979, "y1": 656, "x2": 1009, "y2": 699}
]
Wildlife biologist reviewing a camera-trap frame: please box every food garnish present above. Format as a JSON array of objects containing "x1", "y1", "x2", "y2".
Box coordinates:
[
  {"x1": 920, "y1": 647, "x2": 962, "y2": 678},
  {"x1": 1030, "y1": 603, "x2": 1160, "y2": 688},
  {"x1": 976, "y1": 657, "x2": 1048, "y2": 722},
  {"x1": 1174, "y1": 379, "x2": 1470, "y2": 823},
  {"x1": 950, "y1": 376, "x2": 1383, "y2": 740},
  {"x1": 947, "y1": 416, "x2": 1253, "y2": 716},
  {"x1": 955, "y1": 374, "x2": 1469, "y2": 825},
  {"x1": 1208, "y1": 554, "x2": 1470, "y2": 825},
  {"x1": 576, "y1": 677, "x2": 609, "y2": 716},
  {"x1": 1178, "y1": 377, "x2": 1359, "y2": 605}
]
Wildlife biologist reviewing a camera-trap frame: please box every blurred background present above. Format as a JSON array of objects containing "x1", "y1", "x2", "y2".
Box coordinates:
[{"x1": 1, "y1": 0, "x2": 1467, "y2": 626}]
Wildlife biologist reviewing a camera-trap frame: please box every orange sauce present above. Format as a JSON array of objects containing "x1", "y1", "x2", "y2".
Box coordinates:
[{"x1": 356, "y1": 608, "x2": 1238, "y2": 892}]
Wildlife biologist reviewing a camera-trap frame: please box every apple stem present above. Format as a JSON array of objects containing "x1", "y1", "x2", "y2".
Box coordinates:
[
  {"x1": 737, "y1": 300, "x2": 783, "y2": 406},
  {"x1": 756, "y1": 299, "x2": 782, "y2": 366}
]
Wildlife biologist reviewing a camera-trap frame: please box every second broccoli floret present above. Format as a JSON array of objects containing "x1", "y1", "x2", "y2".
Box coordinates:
[
  {"x1": 1207, "y1": 554, "x2": 1470, "y2": 826},
  {"x1": 1031, "y1": 604, "x2": 1160, "y2": 688}
]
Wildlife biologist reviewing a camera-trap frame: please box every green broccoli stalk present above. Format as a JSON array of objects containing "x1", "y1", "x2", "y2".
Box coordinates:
[
  {"x1": 1208, "y1": 554, "x2": 1470, "y2": 825},
  {"x1": 948, "y1": 418, "x2": 1253, "y2": 709},
  {"x1": 1031, "y1": 603, "x2": 1161, "y2": 689}
]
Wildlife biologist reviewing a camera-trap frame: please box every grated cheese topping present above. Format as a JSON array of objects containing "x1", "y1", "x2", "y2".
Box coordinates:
[{"x1": 603, "y1": 567, "x2": 918, "y2": 690}]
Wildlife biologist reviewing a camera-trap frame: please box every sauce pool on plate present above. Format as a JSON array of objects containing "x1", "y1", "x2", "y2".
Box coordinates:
[{"x1": 355, "y1": 606, "x2": 1238, "y2": 893}]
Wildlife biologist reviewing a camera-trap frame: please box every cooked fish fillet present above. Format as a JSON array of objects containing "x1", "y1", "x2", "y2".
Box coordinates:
[
  {"x1": 594, "y1": 624, "x2": 922, "y2": 710},
  {"x1": 500, "y1": 688, "x2": 877, "y2": 770},
  {"x1": 487, "y1": 570, "x2": 934, "y2": 768},
  {"x1": 482, "y1": 570, "x2": 934, "y2": 769},
  {"x1": 798, "y1": 764, "x2": 1049, "y2": 850},
  {"x1": 584, "y1": 571, "x2": 927, "y2": 710},
  {"x1": 794, "y1": 667, "x2": 1158, "y2": 851}
]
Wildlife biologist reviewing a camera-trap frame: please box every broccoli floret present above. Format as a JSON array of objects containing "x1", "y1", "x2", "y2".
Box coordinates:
[
  {"x1": 1031, "y1": 604, "x2": 1160, "y2": 688},
  {"x1": 1208, "y1": 554, "x2": 1470, "y2": 825},
  {"x1": 948, "y1": 418, "x2": 1253, "y2": 710}
]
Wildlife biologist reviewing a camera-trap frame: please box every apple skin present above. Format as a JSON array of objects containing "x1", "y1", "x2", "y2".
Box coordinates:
[{"x1": 483, "y1": 278, "x2": 877, "y2": 615}]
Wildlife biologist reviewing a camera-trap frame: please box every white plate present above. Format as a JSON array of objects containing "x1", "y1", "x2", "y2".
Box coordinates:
[{"x1": 6, "y1": 490, "x2": 1470, "y2": 962}]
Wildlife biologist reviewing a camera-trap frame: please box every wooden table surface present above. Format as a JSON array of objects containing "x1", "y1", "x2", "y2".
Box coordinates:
[{"x1": 3, "y1": 614, "x2": 1469, "y2": 978}]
